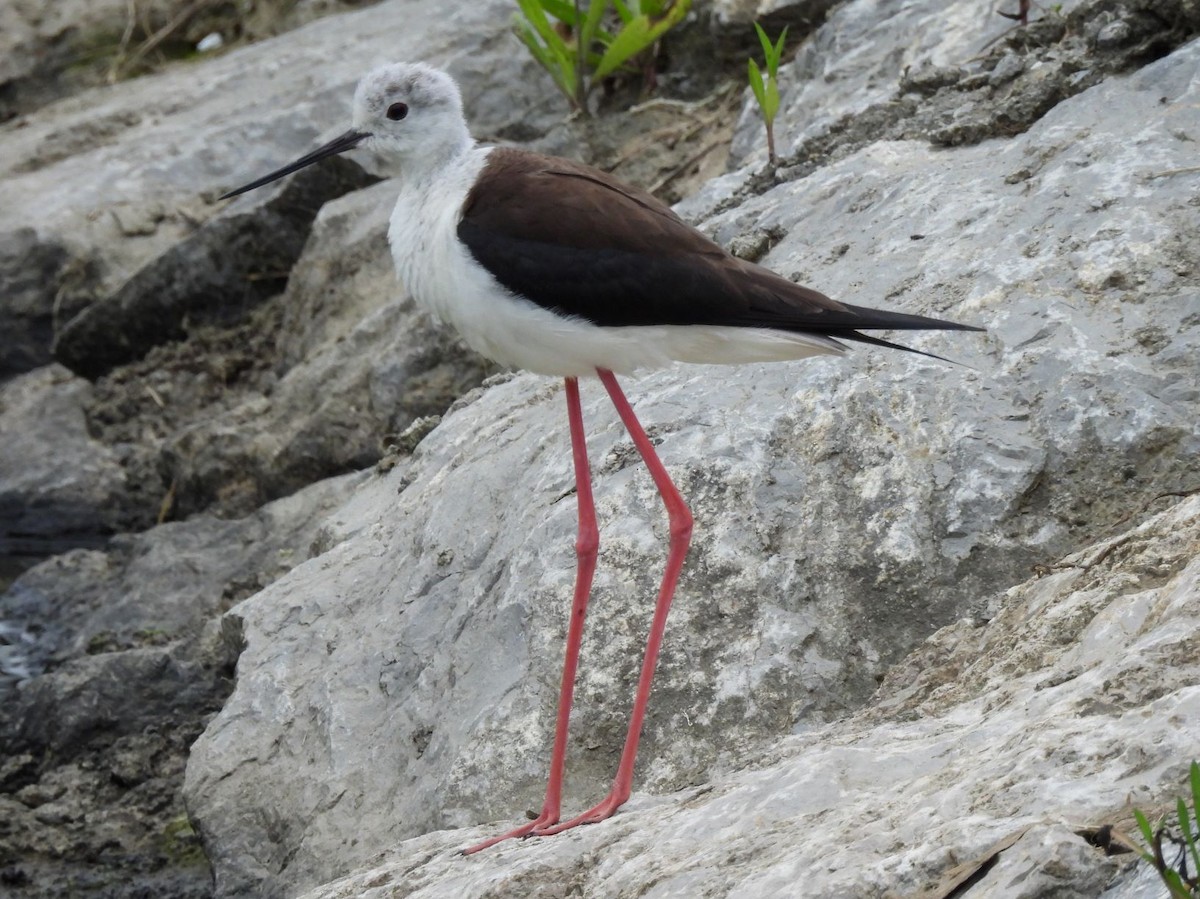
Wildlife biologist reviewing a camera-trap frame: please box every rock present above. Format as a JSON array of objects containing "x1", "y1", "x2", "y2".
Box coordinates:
[
  {"x1": 54, "y1": 155, "x2": 378, "y2": 380},
  {"x1": 183, "y1": 30, "x2": 1200, "y2": 896},
  {"x1": 708, "y1": 0, "x2": 842, "y2": 60},
  {"x1": 0, "y1": 472, "x2": 363, "y2": 896},
  {"x1": 988, "y1": 51, "x2": 1025, "y2": 86},
  {"x1": 0, "y1": 0, "x2": 389, "y2": 122},
  {"x1": 0, "y1": 229, "x2": 99, "y2": 380},
  {"x1": 0, "y1": 366, "x2": 130, "y2": 567},
  {"x1": 291, "y1": 492, "x2": 1198, "y2": 897},
  {"x1": 727, "y1": 0, "x2": 1200, "y2": 167}
]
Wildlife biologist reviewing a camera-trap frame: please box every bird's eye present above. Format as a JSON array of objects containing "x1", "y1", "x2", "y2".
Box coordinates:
[{"x1": 386, "y1": 102, "x2": 408, "y2": 121}]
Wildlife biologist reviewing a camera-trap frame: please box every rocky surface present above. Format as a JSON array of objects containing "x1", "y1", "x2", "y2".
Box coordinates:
[
  {"x1": 0, "y1": 367, "x2": 130, "y2": 574},
  {"x1": 0, "y1": 0, "x2": 385, "y2": 122},
  {"x1": 0, "y1": 473, "x2": 362, "y2": 897},
  {"x1": 296, "y1": 492, "x2": 1200, "y2": 898},
  {"x1": 729, "y1": 0, "x2": 1200, "y2": 171},
  {"x1": 53, "y1": 154, "x2": 379, "y2": 380},
  {"x1": 0, "y1": 228, "x2": 99, "y2": 379},
  {"x1": 2, "y1": 0, "x2": 1198, "y2": 897}
]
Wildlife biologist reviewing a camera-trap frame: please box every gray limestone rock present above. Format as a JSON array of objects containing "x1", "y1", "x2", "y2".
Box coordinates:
[
  {"x1": 0, "y1": 1, "x2": 388, "y2": 122},
  {"x1": 727, "y1": 0, "x2": 1199, "y2": 169},
  {"x1": 0, "y1": 229, "x2": 99, "y2": 380},
  {"x1": 294, "y1": 492, "x2": 1199, "y2": 897},
  {"x1": 0, "y1": 473, "x2": 362, "y2": 896},
  {"x1": 53, "y1": 154, "x2": 378, "y2": 380},
  {"x1": 0, "y1": 366, "x2": 130, "y2": 566}
]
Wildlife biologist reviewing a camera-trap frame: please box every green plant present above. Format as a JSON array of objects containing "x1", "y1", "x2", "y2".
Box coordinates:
[
  {"x1": 512, "y1": 0, "x2": 692, "y2": 113},
  {"x1": 1132, "y1": 761, "x2": 1200, "y2": 897},
  {"x1": 747, "y1": 22, "x2": 787, "y2": 164}
]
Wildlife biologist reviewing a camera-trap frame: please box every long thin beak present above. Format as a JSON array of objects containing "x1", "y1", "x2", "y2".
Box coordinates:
[{"x1": 219, "y1": 129, "x2": 370, "y2": 200}]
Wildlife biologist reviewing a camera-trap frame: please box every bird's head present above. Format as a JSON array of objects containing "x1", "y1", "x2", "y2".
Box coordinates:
[
  {"x1": 220, "y1": 62, "x2": 470, "y2": 200},
  {"x1": 352, "y1": 62, "x2": 467, "y2": 158}
]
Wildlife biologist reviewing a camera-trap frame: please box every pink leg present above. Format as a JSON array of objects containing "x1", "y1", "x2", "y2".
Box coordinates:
[
  {"x1": 535, "y1": 368, "x2": 693, "y2": 835},
  {"x1": 463, "y1": 376, "x2": 599, "y2": 854}
]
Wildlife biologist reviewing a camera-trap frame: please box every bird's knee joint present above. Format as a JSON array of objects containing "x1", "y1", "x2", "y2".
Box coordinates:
[
  {"x1": 575, "y1": 528, "x2": 599, "y2": 558},
  {"x1": 669, "y1": 510, "x2": 693, "y2": 543}
]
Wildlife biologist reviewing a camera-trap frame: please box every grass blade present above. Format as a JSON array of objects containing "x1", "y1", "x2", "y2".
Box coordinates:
[
  {"x1": 764, "y1": 77, "x2": 779, "y2": 120},
  {"x1": 1133, "y1": 809, "x2": 1157, "y2": 855},
  {"x1": 1191, "y1": 762, "x2": 1200, "y2": 820},
  {"x1": 540, "y1": 0, "x2": 580, "y2": 23},
  {"x1": 579, "y1": 0, "x2": 608, "y2": 56},
  {"x1": 1180, "y1": 794, "x2": 1200, "y2": 884},
  {"x1": 593, "y1": 14, "x2": 652, "y2": 79},
  {"x1": 748, "y1": 58, "x2": 765, "y2": 108},
  {"x1": 770, "y1": 26, "x2": 788, "y2": 68}
]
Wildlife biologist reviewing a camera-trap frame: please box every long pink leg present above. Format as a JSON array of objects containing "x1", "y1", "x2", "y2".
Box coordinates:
[
  {"x1": 535, "y1": 368, "x2": 693, "y2": 835},
  {"x1": 462, "y1": 376, "x2": 600, "y2": 854}
]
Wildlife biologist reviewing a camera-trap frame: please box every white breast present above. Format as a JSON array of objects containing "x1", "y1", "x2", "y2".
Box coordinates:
[{"x1": 387, "y1": 148, "x2": 844, "y2": 378}]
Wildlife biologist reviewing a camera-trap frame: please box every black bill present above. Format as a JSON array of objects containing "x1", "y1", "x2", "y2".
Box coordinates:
[{"x1": 220, "y1": 129, "x2": 370, "y2": 200}]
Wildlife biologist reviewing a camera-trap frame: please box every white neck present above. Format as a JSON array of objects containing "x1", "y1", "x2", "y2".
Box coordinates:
[{"x1": 392, "y1": 124, "x2": 474, "y2": 188}]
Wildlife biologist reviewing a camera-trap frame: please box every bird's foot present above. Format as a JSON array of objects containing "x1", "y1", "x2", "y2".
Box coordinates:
[
  {"x1": 461, "y1": 810, "x2": 558, "y2": 855},
  {"x1": 529, "y1": 790, "x2": 627, "y2": 837},
  {"x1": 463, "y1": 791, "x2": 628, "y2": 853}
]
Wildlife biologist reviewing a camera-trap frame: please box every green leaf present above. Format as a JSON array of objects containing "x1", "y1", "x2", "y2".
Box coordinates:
[
  {"x1": 516, "y1": 0, "x2": 570, "y2": 57},
  {"x1": 1178, "y1": 795, "x2": 1194, "y2": 839},
  {"x1": 513, "y1": 7, "x2": 577, "y2": 104},
  {"x1": 747, "y1": 58, "x2": 766, "y2": 109},
  {"x1": 764, "y1": 76, "x2": 779, "y2": 120},
  {"x1": 513, "y1": 19, "x2": 558, "y2": 76},
  {"x1": 1180, "y1": 793, "x2": 1200, "y2": 886},
  {"x1": 512, "y1": 0, "x2": 690, "y2": 113},
  {"x1": 753, "y1": 22, "x2": 788, "y2": 75},
  {"x1": 594, "y1": 14, "x2": 653, "y2": 79},
  {"x1": 1190, "y1": 762, "x2": 1200, "y2": 815},
  {"x1": 1160, "y1": 868, "x2": 1192, "y2": 899},
  {"x1": 643, "y1": 1, "x2": 690, "y2": 45},
  {"x1": 539, "y1": 0, "x2": 580, "y2": 24},
  {"x1": 753, "y1": 22, "x2": 771, "y2": 56},
  {"x1": 771, "y1": 26, "x2": 788, "y2": 69},
  {"x1": 579, "y1": 0, "x2": 608, "y2": 57},
  {"x1": 1133, "y1": 808, "x2": 1157, "y2": 850}
]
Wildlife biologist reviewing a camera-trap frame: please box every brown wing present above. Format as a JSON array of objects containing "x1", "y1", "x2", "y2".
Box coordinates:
[{"x1": 457, "y1": 147, "x2": 980, "y2": 340}]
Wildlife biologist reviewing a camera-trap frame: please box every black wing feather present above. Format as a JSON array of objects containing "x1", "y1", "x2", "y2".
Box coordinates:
[{"x1": 457, "y1": 149, "x2": 983, "y2": 342}]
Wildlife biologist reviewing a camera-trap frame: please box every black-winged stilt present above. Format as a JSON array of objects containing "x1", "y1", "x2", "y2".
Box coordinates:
[{"x1": 221, "y1": 62, "x2": 982, "y2": 854}]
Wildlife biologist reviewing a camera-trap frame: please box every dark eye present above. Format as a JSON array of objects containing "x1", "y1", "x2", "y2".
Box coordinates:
[{"x1": 386, "y1": 102, "x2": 408, "y2": 121}]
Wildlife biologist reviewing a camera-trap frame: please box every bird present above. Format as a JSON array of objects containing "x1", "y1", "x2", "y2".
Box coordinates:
[{"x1": 221, "y1": 62, "x2": 983, "y2": 855}]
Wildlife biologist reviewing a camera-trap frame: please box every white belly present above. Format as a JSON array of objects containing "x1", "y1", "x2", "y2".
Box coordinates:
[{"x1": 387, "y1": 148, "x2": 843, "y2": 378}]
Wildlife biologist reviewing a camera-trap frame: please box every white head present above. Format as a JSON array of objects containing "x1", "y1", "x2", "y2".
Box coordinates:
[
  {"x1": 352, "y1": 63, "x2": 469, "y2": 160},
  {"x1": 220, "y1": 62, "x2": 471, "y2": 199}
]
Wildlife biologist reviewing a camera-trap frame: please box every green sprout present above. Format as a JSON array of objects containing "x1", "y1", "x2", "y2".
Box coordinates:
[
  {"x1": 748, "y1": 23, "x2": 787, "y2": 164},
  {"x1": 1132, "y1": 761, "x2": 1200, "y2": 897},
  {"x1": 512, "y1": 0, "x2": 692, "y2": 114}
]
